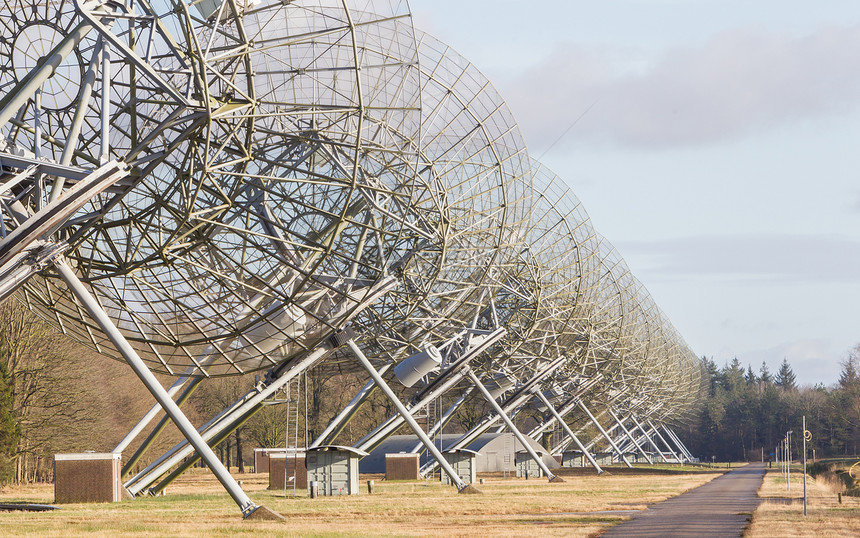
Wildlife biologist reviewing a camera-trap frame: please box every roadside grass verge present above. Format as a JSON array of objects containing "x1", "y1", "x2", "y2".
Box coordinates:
[{"x1": 747, "y1": 466, "x2": 860, "y2": 537}]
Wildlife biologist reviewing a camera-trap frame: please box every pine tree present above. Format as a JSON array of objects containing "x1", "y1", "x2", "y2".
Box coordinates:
[
  {"x1": 745, "y1": 365, "x2": 757, "y2": 385},
  {"x1": 759, "y1": 361, "x2": 772, "y2": 384},
  {"x1": 775, "y1": 358, "x2": 797, "y2": 391},
  {"x1": 839, "y1": 353, "x2": 858, "y2": 389},
  {"x1": 835, "y1": 351, "x2": 860, "y2": 453},
  {"x1": 703, "y1": 356, "x2": 719, "y2": 396},
  {"x1": 721, "y1": 358, "x2": 745, "y2": 394}
]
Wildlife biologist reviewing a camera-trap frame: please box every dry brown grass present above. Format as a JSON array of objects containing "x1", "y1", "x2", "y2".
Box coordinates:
[
  {"x1": 0, "y1": 466, "x2": 722, "y2": 537},
  {"x1": 747, "y1": 466, "x2": 860, "y2": 537}
]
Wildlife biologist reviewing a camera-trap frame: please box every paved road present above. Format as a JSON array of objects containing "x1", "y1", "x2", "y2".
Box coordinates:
[{"x1": 601, "y1": 462, "x2": 766, "y2": 537}]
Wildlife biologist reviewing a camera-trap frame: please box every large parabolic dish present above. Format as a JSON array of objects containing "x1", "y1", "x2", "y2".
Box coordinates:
[
  {"x1": 475, "y1": 160, "x2": 603, "y2": 391},
  {"x1": 0, "y1": 0, "x2": 201, "y2": 166},
  {"x1": 5, "y1": 0, "x2": 448, "y2": 376},
  {"x1": 323, "y1": 29, "x2": 532, "y2": 373}
]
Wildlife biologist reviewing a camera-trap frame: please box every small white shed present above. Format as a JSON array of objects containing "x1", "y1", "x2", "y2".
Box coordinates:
[
  {"x1": 515, "y1": 449, "x2": 546, "y2": 479},
  {"x1": 441, "y1": 448, "x2": 479, "y2": 485},
  {"x1": 594, "y1": 452, "x2": 614, "y2": 465},
  {"x1": 306, "y1": 445, "x2": 367, "y2": 496},
  {"x1": 561, "y1": 451, "x2": 586, "y2": 467}
]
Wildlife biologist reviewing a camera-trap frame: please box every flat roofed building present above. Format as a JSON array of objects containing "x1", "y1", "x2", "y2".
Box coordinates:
[
  {"x1": 54, "y1": 453, "x2": 122, "y2": 503},
  {"x1": 306, "y1": 445, "x2": 367, "y2": 496},
  {"x1": 442, "y1": 448, "x2": 478, "y2": 485}
]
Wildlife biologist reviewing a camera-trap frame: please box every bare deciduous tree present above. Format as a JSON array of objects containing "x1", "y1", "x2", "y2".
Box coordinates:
[{"x1": 0, "y1": 301, "x2": 104, "y2": 482}]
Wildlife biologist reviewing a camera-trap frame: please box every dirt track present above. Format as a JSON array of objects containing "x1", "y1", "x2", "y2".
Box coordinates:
[{"x1": 601, "y1": 462, "x2": 766, "y2": 537}]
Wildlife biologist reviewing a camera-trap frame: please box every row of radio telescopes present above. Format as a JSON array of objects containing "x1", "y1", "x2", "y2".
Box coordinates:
[{"x1": 0, "y1": 0, "x2": 705, "y2": 516}]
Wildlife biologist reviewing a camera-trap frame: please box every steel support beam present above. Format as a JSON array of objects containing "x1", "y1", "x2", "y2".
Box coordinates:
[
  {"x1": 672, "y1": 427, "x2": 695, "y2": 461},
  {"x1": 660, "y1": 425, "x2": 688, "y2": 462},
  {"x1": 648, "y1": 420, "x2": 682, "y2": 463},
  {"x1": 0, "y1": 241, "x2": 66, "y2": 302},
  {"x1": 630, "y1": 414, "x2": 667, "y2": 463},
  {"x1": 114, "y1": 374, "x2": 199, "y2": 454},
  {"x1": 55, "y1": 38, "x2": 101, "y2": 179},
  {"x1": 579, "y1": 401, "x2": 632, "y2": 468},
  {"x1": 54, "y1": 258, "x2": 266, "y2": 518},
  {"x1": 124, "y1": 343, "x2": 333, "y2": 495},
  {"x1": 533, "y1": 390, "x2": 602, "y2": 474},
  {"x1": 353, "y1": 328, "x2": 505, "y2": 454},
  {"x1": 663, "y1": 425, "x2": 694, "y2": 461},
  {"x1": 354, "y1": 365, "x2": 467, "y2": 453},
  {"x1": 148, "y1": 380, "x2": 276, "y2": 496},
  {"x1": 608, "y1": 409, "x2": 652, "y2": 464},
  {"x1": 124, "y1": 278, "x2": 397, "y2": 494},
  {"x1": 466, "y1": 369, "x2": 562, "y2": 482},
  {"x1": 408, "y1": 386, "x2": 473, "y2": 454},
  {"x1": 419, "y1": 356, "x2": 567, "y2": 476},
  {"x1": 0, "y1": 23, "x2": 93, "y2": 127},
  {"x1": 0, "y1": 160, "x2": 129, "y2": 268},
  {"x1": 525, "y1": 375, "x2": 604, "y2": 439},
  {"x1": 310, "y1": 363, "x2": 390, "y2": 448},
  {"x1": 546, "y1": 404, "x2": 609, "y2": 455},
  {"x1": 118, "y1": 375, "x2": 205, "y2": 477},
  {"x1": 99, "y1": 44, "x2": 111, "y2": 164},
  {"x1": 582, "y1": 415, "x2": 620, "y2": 453},
  {"x1": 615, "y1": 425, "x2": 660, "y2": 460},
  {"x1": 345, "y1": 339, "x2": 479, "y2": 493}
]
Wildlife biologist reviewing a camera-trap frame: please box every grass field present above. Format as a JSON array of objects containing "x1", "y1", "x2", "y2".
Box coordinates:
[
  {"x1": 748, "y1": 464, "x2": 860, "y2": 538},
  {"x1": 0, "y1": 465, "x2": 723, "y2": 537}
]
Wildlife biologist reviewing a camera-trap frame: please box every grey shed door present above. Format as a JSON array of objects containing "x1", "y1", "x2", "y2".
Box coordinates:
[{"x1": 329, "y1": 453, "x2": 350, "y2": 494}]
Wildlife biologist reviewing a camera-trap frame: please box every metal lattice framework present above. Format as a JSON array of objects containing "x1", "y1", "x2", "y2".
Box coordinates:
[
  {"x1": 490, "y1": 160, "x2": 603, "y2": 379},
  {"x1": 339, "y1": 29, "x2": 532, "y2": 371},
  {"x1": 10, "y1": 0, "x2": 445, "y2": 377},
  {"x1": 0, "y1": 0, "x2": 706, "y2": 516}
]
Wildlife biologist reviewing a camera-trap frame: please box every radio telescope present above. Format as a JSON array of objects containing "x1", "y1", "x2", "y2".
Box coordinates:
[
  {"x1": 1, "y1": 0, "x2": 442, "y2": 517},
  {"x1": 409, "y1": 160, "x2": 609, "y2": 477},
  {"x1": 306, "y1": 29, "x2": 533, "y2": 447},
  {"x1": 329, "y1": 29, "x2": 533, "y2": 375},
  {"x1": 121, "y1": 27, "x2": 533, "y2": 494},
  {"x1": 10, "y1": 0, "x2": 438, "y2": 377},
  {"x1": 0, "y1": 0, "x2": 706, "y2": 512},
  {"x1": 476, "y1": 160, "x2": 602, "y2": 385}
]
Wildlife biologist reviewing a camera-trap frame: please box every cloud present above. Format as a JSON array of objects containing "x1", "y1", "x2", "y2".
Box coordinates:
[
  {"x1": 501, "y1": 24, "x2": 860, "y2": 149},
  {"x1": 614, "y1": 233, "x2": 860, "y2": 282}
]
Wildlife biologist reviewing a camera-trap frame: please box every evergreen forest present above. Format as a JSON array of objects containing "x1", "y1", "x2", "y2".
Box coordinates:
[{"x1": 681, "y1": 354, "x2": 860, "y2": 462}]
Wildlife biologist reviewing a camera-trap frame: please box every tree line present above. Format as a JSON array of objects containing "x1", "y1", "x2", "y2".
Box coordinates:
[
  {"x1": 680, "y1": 351, "x2": 860, "y2": 462},
  {"x1": 0, "y1": 300, "x2": 410, "y2": 483},
  {"x1": 0, "y1": 301, "x2": 187, "y2": 485}
]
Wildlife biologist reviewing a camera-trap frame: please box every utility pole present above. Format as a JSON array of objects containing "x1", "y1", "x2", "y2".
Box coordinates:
[
  {"x1": 786, "y1": 430, "x2": 793, "y2": 493},
  {"x1": 802, "y1": 417, "x2": 808, "y2": 517},
  {"x1": 780, "y1": 440, "x2": 786, "y2": 489}
]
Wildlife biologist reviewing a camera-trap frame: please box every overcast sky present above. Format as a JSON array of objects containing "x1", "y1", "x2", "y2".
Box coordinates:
[{"x1": 411, "y1": 0, "x2": 860, "y2": 386}]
